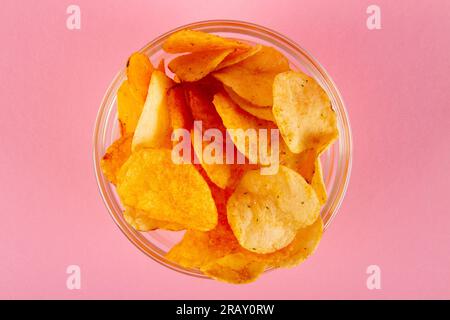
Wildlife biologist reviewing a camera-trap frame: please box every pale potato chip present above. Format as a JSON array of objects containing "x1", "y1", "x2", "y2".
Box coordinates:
[
  {"x1": 132, "y1": 71, "x2": 174, "y2": 151},
  {"x1": 168, "y1": 49, "x2": 234, "y2": 82},
  {"x1": 224, "y1": 86, "x2": 275, "y2": 122},
  {"x1": 213, "y1": 91, "x2": 276, "y2": 163},
  {"x1": 279, "y1": 144, "x2": 317, "y2": 182},
  {"x1": 254, "y1": 216, "x2": 323, "y2": 268},
  {"x1": 123, "y1": 207, "x2": 184, "y2": 232},
  {"x1": 273, "y1": 71, "x2": 339, "y2": 154},
  {"x1": 117, "y1": 80, "x2": 145, "y2": 135},
  {"x1": 117, "y1": 149, "x2": 218, "y2": 231},
  {"x1": 215, "y1": 44, "x2": 262, "y2": 70},
  {"x1": 201, "y1": 253, "x2": 266, "y2": 284},
  {"x1": 100, "y1": 134, "x2": 132, "y2": 185},
  {"x1": 126, "y1": 52, "x2": 154, "y2": 100},
  {"x1": 163, "y1": 29, "x2": 249, "y2": 53},
  {"x1": 227, "y1": 166, "x2": 321, "y2": 253}
]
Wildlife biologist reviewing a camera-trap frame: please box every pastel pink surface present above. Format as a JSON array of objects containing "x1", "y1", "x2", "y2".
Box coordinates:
[{"x1": 0, "y1": 0, "x2": 449, "y2": 299}]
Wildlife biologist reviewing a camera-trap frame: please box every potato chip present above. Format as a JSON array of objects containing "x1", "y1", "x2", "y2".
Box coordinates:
[
  {"x1": 117, "y1": 149, "x2": 218, "y2": 231},
  {"x1": 279, "y1": 144, "x2": 327, "y2": 204},
  {"x1": 132, "y1": 70, "x2": 174, "y2": 151},
  {"x1": 311, "y1": 159, "x2": 327, "y2": 205},
  {"x1": 201, "y1": 253, "x2": 266, "y2": 284},
  {"x1": 123, "y1": 207, "x2": 184, "y2": 232},
  {"x1": 236, "y1": 45, "x2": 290, "y2": 73},
  {"x1": 227, "y1": 166, "x2": 321, "y2": 253},
  {"x1": 127, "y1": 52, "x2": 154, "y2": 100},
  {"x1": 213, "y1": 92, "x2": 276, "y2": 163},
  {"x1": 183, "y1": 84, "x2": 239, "y2": 189},
  {"x1": 167, "y1": 85, "x2": 192, "y2": 132},
  {"x1": 215, "y1": 44, "x2": 262, "y2": 70},
  {"x1": 163, "y1": 29, "x2": 249, "y2": 53},
  {"x1": 166, "y1": 186, "x2": 240, "y2": 268},
  {"x1": 253, "y1": 216, "x2": 323, "y2": 268},
  {"x1": 273, "y1": 71, "x2": 339, "y2": 154},
  {"x1": 224, "y1": 86, "x2": 275, "y2": 122},
  {"x1": 168, "y1": 49, "x2": 234, "y2": 82},
  {"x1": 117, "y1": 80, "x2": 145, "y2": 134},
  {"x1": 213, "y1": 66, "x2": 277, "y2": 106},
  {"x1": 100, "y1": 134, "x2": 132, "y2": 185},
  {"x1": 213, "y1": 46, "x2": 290, "y2": 106}
]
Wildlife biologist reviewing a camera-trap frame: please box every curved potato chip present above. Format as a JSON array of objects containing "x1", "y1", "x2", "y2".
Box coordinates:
[
  {"x1": 236, "y1": 45, "x2": 290, "y2": 73},
  {"x1": 169, "y1": 49, "x2": 234, "y2": 82},
  {"x1": 117, "y1": 81, "x2": 145, "y2": 134},
  {"x1": 123, "y1": 207, "x2": 184, "y2": 232},
  {"x1": 213, "y1": 46, "x2": 290, "y2": 106},
  {"x1": 163, "y1": 29, "x2": 249, "y2": 53},
  {"x1": 213, "y1": 92, "x2": 277, "y2": 163},
  {"x1": 132, "y1": 71, "x2": 174, "y2": 151},
  {"x1": 279, "y1": 144, "x2": 328, "y2": 205},
  {"x1": 213, "y1": 66, "x2": 277, "y2": 106},
  {"x1": 253, "y1": 216, "x2": 323, "y2": 268},
  {"x1": 227, "y1": 166, "x2": 321, "y2": 253},
  {"x1": 311, "y1": 159, "x2": 327, "y2": 205},
  {"x1": 273, "y1": 71, "x2": 339, "y2": 154},
  {"x1": 201, "y1": 253, "x2": 266, "y2": 284},
  {"x1": 215, "y1": 44, "x2": 262, "y2": 70},
  {"x1": 224, "y1": 86, "x2": 275, "y2": 122},
  {"x1": 117, "y1": 149, "x2": 218, "y2": 231},
  {"x1": 167, "y1": 85, "x2": 192, "y2": 131},
  {"x1": 166, "y1": 186, "x2": 240, "y2": 268},
  {"x1": 127, "y1": 52, "x2": 154, "y2": 100},
  {"x1": 100, "y1": 134, "x2": 132, "y2": 185}
]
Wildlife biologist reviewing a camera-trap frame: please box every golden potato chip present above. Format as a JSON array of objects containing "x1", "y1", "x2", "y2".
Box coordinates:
[
  {"x1": 236, "y1": 45, "x2": 290, "y2": 73},
  {"x1": 213, "y1": 92, "x2": 276, "y2": 163},
  {"x1": 100, "y1": 134, "x2": 132, "y2": 185},
  {"x1": 280, "y1": 145, "x2": 316, "y2": 182},
  {"x1": 123, "y1": 207, "x2": 184, "y2": 232},
  {"x1": 213, "y1": 46, "x2": 290, "y2": 106},
  {"x1": 168, "y1": 49, "x2": 234, "y2": 82},
  {"x1": 117, "y1": 149, "x2": 218, "y2": 231},
  {"x1": 311, "y1": 159, "x2": 327, "y2": 205},
  {"x1": 117, "y1": 80, "x2": 145, "y2": 134},
  {"x1": 215, "y1": 44, "x2": 262, "y2": 70},
  {"x1": 273, "y1": 71, "x2": 339, "y2": 154},
  {"x1": 201, "y1": 253, "x2": 266, "y2": 284},
  {"x1": 132, "y1": 70, "x2": 174, "y2": 151},
  {"x1": 213, "y1": 66, "x2": 277, "y2": 106},
  {"x1": 191, "y1": 129, "x2": 233, "y2": 189},
  {"x1": 126, "y1": 52, "x2": 154, "y2": 100},
  {"x1": 167, "y1": 85, "x2": 192, "y2": 132},
  {"x1": 166, "y1": 186, "x2": 240, "y2": 268},
  {"x1": 184, "y1": 84, "x2": 240, "y2": 189},
  {"x1": 163, "y1": 29, "x2": 249, "y2": 53},
  {"x1": 224, "y1": 86, "x2": 275, "y2": 122},
  {"x1": 227, "y1": 166, "x2": 321, "y2": 253},
  {"x1": 253, "y1": 216, "x2": 323, "y2": 268}
]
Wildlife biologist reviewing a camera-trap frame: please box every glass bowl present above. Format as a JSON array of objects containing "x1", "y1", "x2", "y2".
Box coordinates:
[{"x1": 93, "y1": 20, "x2": 352, "y2": 279}]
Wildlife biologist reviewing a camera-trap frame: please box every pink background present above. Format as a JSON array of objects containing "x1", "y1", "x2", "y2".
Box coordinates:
[{"x1": 1, "y1": 0, "x2": 449, "y2": 299}]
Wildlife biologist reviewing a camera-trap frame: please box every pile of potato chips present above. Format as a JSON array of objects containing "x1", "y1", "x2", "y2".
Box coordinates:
[{"x1": 101, "y1": 29, "x2": 338, "y2": 284}]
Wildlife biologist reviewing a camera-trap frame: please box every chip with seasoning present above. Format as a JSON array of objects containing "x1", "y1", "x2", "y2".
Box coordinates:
[{"x1": 100, "y1": 29, "x2": 339, "y2": 284}]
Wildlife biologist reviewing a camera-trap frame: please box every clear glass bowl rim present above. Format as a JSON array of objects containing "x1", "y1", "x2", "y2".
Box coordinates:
[{"x1": 93, "y1": 19, "x2": 353, "y2": 279}]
